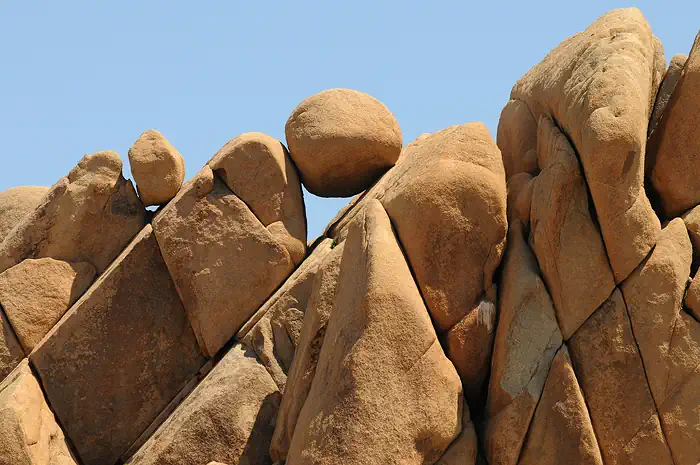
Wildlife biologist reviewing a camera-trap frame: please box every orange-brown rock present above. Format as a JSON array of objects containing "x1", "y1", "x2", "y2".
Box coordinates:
[
  {"x1": 153, "y1": 166, "x2": 294, "y2": 357},
  {"x1": 530, "y1": 115, "x2": 615, "y2": 339},
  {"x1": 30, "y1": 226, "x2": 205, "y2": 465},
  {"x1": 0, "y1": 151, "x2": 145, "y2": 274},
  {"x1": 270, "y1": 241, "x2": 344, "y2": 461},
  {"x1": 517, "y1": 345, "x2": 604, "y2": 465},
  {"x1": 497, "y1": 99, "x2": 538, "y2": 179},
  {"x1": 285, "y1": 88, "x2": 402, "y2": 197},
  {"x1": 382, "y1": 124, "x2": 507, "y2": 332},
  {"x1": 0, "y1": 360, "x2": 78, "y2": 465},
  {"x1": 649, "y1": 32, "x2": 700, "y2": 217},
  {"x1": 286, "y1": 201, "x2": 462, "y2": 465},
  {"x1": 649, "y1": 54, "x2": 687, "y2": 137},
  {"x1": 509, "y1": 8, "x2": 661, "y2": 282},
  {"x1": 483, "y1": 220, "x2": 562, "y2": 465},
  {"x1": 0, "y1": 312, "x2": 23, "y2": 382},
  {"x1": 0, "y1": 258, "x2": 95, "y2": 353},
  {"x1": 239, "y1": 239, "x2": 333, "y2": 389},
  {"x1": 0, "y1": 186, "x2": 48, "y2": 243},
  {"x1": 568, "y1": 289, "x2": 674, "y2": 465},
  {"x1": 505, "y1": 172, "x2": 533, "y2": 227},
  {"x1": 209, "y1": 132, "x2": 307, "y2": 265},
  {"x1": 127, "y1": 344, "x2": 280, "y2": 465},
  {"x1": 128, "y1": 129, "x2": 186, "y2": 206},
  {"x1": 434, "y1": 407, "x2": 477, "y2": 465}
]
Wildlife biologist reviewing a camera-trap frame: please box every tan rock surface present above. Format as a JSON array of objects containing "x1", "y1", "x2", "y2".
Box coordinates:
[
  {"x1": 0, "y1": 360, "x2": 78, "y2": 465},
  {"x1": 530, "y1": 115, "x2": 615, "y2": 339},
  {"x1": 0, "y1": 258, "x2": 95, "y2": 353},
  {"x1": 270, "y1": 241, "x2": 344, "y2": 461},
  {"x1": 506, "y1": 172, "x2": 533, "y2": 227},
  {"x1": 434, "y1": 407, "x2": 477, "y2": 465},
  {"x1": 30, "y1": 225, "x2": 205, "y2": 465},
  {"x1": 285, "y1": 88, "x2": 402, "y2": 197},
  {"x1": 569, "y1": 289, "x2": 674, "y2": 465},
  {"x1": 649, "y1": 54, "x2": 687, "y2": 137},
  {"x1": 209, "y1": 132, "x2": 307, "y2": 265},
  {"x1": 153, "y1": 166, "x2": 294, "y2": 357},
  {"x1": 286, "y1": 201, "x2": 462, "y2": 465},
  {"x1": 0, "y1": 186, "x2": 48, "y2": 244},
  {"x1": 649, "y1": 32, "x2": 700, "y2": 217},
  {"x1": 509, "y1": 8, "x2": 661, "y2": 282},
  {"x1": 517, "y1": 345, "x2": 604, "y2": 465},
  {"x1": 683, "y1": 204, "x2": 700, "y2": 256},
  {"x1": 382, "y1": 126, "x2": 507, "y2": 332},
  {"x1": 128, "y1": 129, "x2": 186, "y2": 206},
  {"x1": 0, "y1": 151, "x2": 145, "y2": 274},
  {"x1": 497, "y1": 99, "x2": 538, "y2": 179},
  {"x1": 483, "y1": 220, "x2": 562, "y2": 465},
  {"x1": 128, "y1": 344, "x2": 280, "y2": 465},
  {"x1": 0, "y1": 309, "x2": 24, "y2": 382},
  {"x1": 239, "y1": 239, "x2": 333, "y2": 390}
]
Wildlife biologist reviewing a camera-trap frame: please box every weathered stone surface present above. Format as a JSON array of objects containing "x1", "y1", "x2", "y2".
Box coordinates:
[
  {"x1": 569, "y1": 289, "x2": 674, "y2": 465},
  {"x1": 128, "y1": 344, "x2": 280, "y2": 465},
  {"x1": 497, "y1": 99, "x2": 538, "y2": 180},
  {"x1": 128, "y1": 129, "x2": 186, "y2": 206},
  {"x1": 153, "y1": 166, "x2": 294, "y2": 357},
  {"x1": 517, "y1": 345, "x2": 604, "y2": 465},
  {"x1": 434, "y1": 407, "x2": 477, "y2": 465},
  {"x1": 30, "y1": 225, "x2": 205, "y2": 465},
  {"x1": 530, "y1": 115, "x2": 615, "y2": 339},
  {"x1": 506, "y1": 172, "x2": 533, "y2": 227},
  {"x1": 649, "y1": 32, "x2": 700, "y2": 217},
  {"x1": 658, "y1": 363, "x2": 700, "y2": 465},
  {"x1": 0, "y1": 258, "x2": 95, "y2": 353},
  {"x1": 285, "y1": 88, "x2": 402, "y2": 197},
  {"x1": 382, "y1": 125, "x2": 507, "y2": 332},
  {"x1": 483, "y1": 220, "x2": 562, "y2": 465},
  {"x1": 0, "y1": 360, "x2": 78, "y2": 465},
  {"x1": 0, "y1": 151, "x2": 145, "y2": 274},
  {"x1": 622, "y1": 219, "x2": 696, "y2": 406},
  {"x1": 444, "y1": 296, "x2": 496, "y2": 408},
  {"x1": 0, "y1": 310, "x2": 24, "y2": 382},
  {"x1": 649, "y1": 54, "x2": 687, "y2": 137},
  {"x1": 209, "y1": 132, "x2": 307, "y2": 265},
  {"x1": 509, "y1": 8, "x2": 661, "y2": 282},
  {"x1": 239, "y1": 239, "x2": 333, "y2": 390},
  {"x1": 286, "y1": 201, "x2": 462, "y2": 465},
  {"x1": 270, "y1": 241, "x2": 344, "y2": 461},
  {"x1": 0, "y1": 186, "x2": 48, "y2": 244},
  {"x1": 683, "y1": 204, "x2": 700, "y2": 257}
]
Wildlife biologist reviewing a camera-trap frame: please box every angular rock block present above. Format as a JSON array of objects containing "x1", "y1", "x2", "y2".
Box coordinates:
[
  {"x1": 286, "y1": 201, "x2": 463, "y2": 465},
  {"x1": 0, "y1": 151, "x2": 145, "y2": 275},
  {"x1": 569, "y1": 289, "x2": 674, "y2": 465},
  {"x1": 30, "y1": 225, "x2": 205, "y2": 465},
  {"x1": 127, "y1": 344, "x2": 280, "y2": 465},
  {"x1": 238, "y1": 238, "x2": 333, "y2": 390},
  {"x1": 0, "y1": 258, "x2": 95, "y2": 353},
  {"x1": 153, "y1": 166, "x2": 295, "y2": 357},
  {"x1": 0, "y1": 360, "x2": 78, "y2": 465},
  {"x1": 0, "y1": 310, "x2": 23, "y2": 382},
  {"x1": 507, "y1": 8, "x2": 662, "y2": 282},
  {"x1": 270, "y1": 241, "x2": 344, "y2": 461},
  {"x1": 0, "y1": 186, "x2": 48, "y2": 243},
  {"x1": 483, "y1": 220, "x2": 562, "y2": 465}
]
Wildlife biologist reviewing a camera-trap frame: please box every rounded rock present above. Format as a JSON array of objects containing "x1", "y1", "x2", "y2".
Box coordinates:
[
  {"x1": 0, "y1": 186, "x2": 48, "y2": 243},
  {"x1": 128, "y1": 129, "x2": 186, "y2": 206},
  {"x1": 285, "y1": 88, "x2": 402, "y2": 197}
]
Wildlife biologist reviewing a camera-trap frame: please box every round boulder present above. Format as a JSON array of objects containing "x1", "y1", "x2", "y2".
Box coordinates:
[
  {"x1": 128, "y1": 129, "x2": 186, "y2": 206},
  {"x1": 285, "y1": 88, "x2": 402, "y2": 197},
  {"x1": 0, "y1": 186, "x2": 48, "y2": 243}
]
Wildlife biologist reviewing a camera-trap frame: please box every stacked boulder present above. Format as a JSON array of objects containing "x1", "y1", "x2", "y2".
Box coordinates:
[{"x1": 1, "y1": 7, "x2": 700, "y2": 465}]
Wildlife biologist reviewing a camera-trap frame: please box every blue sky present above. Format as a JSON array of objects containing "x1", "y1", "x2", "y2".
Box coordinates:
[{"x1": 1, "y1": 1, "x2": 697, "y2": 239}]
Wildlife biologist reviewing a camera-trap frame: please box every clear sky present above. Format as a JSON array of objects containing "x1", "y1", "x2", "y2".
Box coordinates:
[{"x1": 1, "y1": 1, "x2": 697, "y2": 239}]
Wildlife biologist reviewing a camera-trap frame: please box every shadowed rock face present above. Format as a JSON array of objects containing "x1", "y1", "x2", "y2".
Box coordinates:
[{"x1": 5, "y1": 7, "x2": 700, "y2": 465}]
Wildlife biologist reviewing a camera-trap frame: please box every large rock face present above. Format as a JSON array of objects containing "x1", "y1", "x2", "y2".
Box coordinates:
[
  {"x1": 127, "y1": 344, "x2": 280, "y2": 465},
  {"x1": 30, "y1": 226, "x2": 205, "y2": 465},
  {"x1": 0, "y1": 151, "x2": 146, "y2": 274},
  {"x1": 649, "y1": 33, "x2": 700, "y2": 217},
  {"x1": 0, "y1": 186, "x2": 48, "y2": 243},
  {"x1": 0, "y1": 258, "x2": 95, "y2": 353},
  {"x1": 0, "y1": 360, "x2": 78, "y2": 465},
  {"x1": 286, "y1": 201, "x2": 463, "y2": 465},
  {"x1": 285, "y1": 88, "x2": 402, "y2": 197},
  {"x1": 153, "y1": 166, "x2": 295, "y2": 358},
  {"x1": 128, "y1": 129, "x2": 186, "y2": 206},
  {"x1": 506, "y1": 8, "x2": 661, "y2": 282}
]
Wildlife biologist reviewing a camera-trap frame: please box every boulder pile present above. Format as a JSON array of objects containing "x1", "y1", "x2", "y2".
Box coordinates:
[{"x1": 1, "y1": 7, "x2": 699, "y2": 465}]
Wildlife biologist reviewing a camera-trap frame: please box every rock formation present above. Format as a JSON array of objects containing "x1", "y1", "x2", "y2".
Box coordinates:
[{"x1": 1, "y1": 7, "x2": 700, "y2": 465}]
